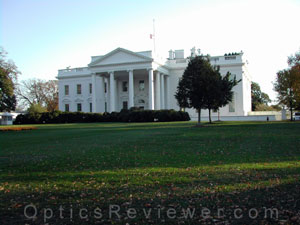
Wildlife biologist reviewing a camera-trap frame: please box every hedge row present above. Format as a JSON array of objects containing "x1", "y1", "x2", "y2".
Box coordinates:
[{"x1": 14, "y1": 109, "x2": 190, "y2": 124}]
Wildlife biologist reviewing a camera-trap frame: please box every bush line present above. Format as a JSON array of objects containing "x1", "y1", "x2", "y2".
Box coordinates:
[{"x1": 14, "y1": 108, "x2": 190, "y2": 124}]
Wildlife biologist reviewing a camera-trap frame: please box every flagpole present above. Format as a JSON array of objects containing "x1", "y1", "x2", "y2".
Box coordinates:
[{"x1": 153, "y1": 19, "x2": 156, "y2": 54}]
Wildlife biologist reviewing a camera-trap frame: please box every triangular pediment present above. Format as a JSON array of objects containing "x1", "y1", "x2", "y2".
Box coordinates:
[{"x1": 89, "y1": 48, "x2": 152, "y2": 67}]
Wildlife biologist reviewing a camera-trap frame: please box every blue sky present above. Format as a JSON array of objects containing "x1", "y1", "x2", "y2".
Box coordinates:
[{"x1": 1, "y1": 0, "x2": 300, "y2": 101}]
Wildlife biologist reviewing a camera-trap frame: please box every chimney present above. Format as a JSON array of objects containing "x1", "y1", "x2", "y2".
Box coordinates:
[
  {"x1": 191, "y1": 47, "x2": 196, "y2": 57},
  {"x1": 174, "y1": 50, "x2": 184, "y2": 59},
  {"x1": 168, "y1": 50, "x2": 174, "y2": 60}
]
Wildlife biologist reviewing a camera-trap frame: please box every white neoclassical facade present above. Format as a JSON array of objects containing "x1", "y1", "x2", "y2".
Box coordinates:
[{"x1": 57, "y1": 47, "x2": 252, "y2": 120}]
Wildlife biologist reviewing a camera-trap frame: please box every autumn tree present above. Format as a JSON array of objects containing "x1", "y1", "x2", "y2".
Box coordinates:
[
  {"x1": 0, "y1": 47, "x2": 19, "y2": 112},
  {"x1": 274, "y1": 68, "x2": 300, "y2": 120},
  {"x1": 17, "y1": 79, "x2": 58, "y2": 111},
  {"x1": 274, "y1": 51, "x2": 300, "y2": 120}
]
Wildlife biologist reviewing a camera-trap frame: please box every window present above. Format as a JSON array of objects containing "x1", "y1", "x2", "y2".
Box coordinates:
[
  {"x1": 64, "y1": 85, "x2": 69, "y2": 95},
  {"x1": 122, "y1": 81, "x2": 128, "y2": 92},
  {"x1": 65, "y1": 104, "x2": 69, "y2": 112},
  {"x1": 229, "y1": 93, "x2": 235, "y2": 112},
  {"x1": 77, "y1": 84, "x2": 81, "y2": 95},
  {"x1": 77, "y1": 103, "x2": 82, "y2": 112},
  {"x1": 104, "y1": 83, "x2": 107, "y2": 93},
  {"x1": 89, "y1": 83, "x2": 92, "y2": 94},
  {"x1": 123, "y1": 101, "x2": 128, "y2": 110},
  {"x1": 105, "y1": 102, "x2": 107, "y2": 112},
  {"x1": 138, "y1": 99, "x2": 145, "y2": 104},
  {"x1": 139, "y1": 80, "x2": 145, "y2": 91},
  {"x1": 90, "y1": 103, "x2": 92, "y2": 112}
]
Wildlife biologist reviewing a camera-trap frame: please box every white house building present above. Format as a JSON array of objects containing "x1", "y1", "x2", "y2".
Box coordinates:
[{"x1": 57, "y1": 47, "x2": 252, "y2": 120}]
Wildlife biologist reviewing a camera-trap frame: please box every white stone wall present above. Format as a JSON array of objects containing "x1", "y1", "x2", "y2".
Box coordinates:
[
  {"x1": 59, "y1": 77, "x2": 93, "y2": 113},
  {"x1": 57, "y1": 48, "x2": 252, "y2": 118}
]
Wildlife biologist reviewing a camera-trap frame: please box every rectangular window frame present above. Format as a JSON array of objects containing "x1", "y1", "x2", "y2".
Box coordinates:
[
  {"x1": 123, "y1": 101, "x2": 128, "y2": 110},
  {"x1": 89, "y1": 83, "x2": 92, "y2": 94},
  {"x1": 65, "y1": 104, "x2": 69, "y2": 112},
  {"x1": 64, "y1": 85, "x2": 69, "y2": 95},
  {"x1": 77, "y1": 103, "x2": 82, "y2": 112},
  {"x1": 77, "y1": 84, "x2": 82, "y2": 95},
  {"x1": 139, "y1": 80, "x2": 145, "y2": 91},
  {"x1": 122, "y1": 81, "x2": 128, "y2": 92}
]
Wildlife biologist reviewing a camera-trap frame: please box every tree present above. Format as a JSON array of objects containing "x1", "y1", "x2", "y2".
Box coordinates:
[
  {"x1": 175, "y1": 55, "x2": 213, "y2": 125},
  {"x1": 175, "y1": 78, "x2": 190, "y2": 111},
  {"x1": 273, "y1": 50, "x2": 300, "y2": 121},
  {"x1": 274, "y1": 68, "x2": 300, "y2": 120},
  {"x1": 17, "y1": 78, "x2": 58, "y2": 111},
  {"x1": 212, "y1": 72, "x2": 240, "y2": 122},
  {"x1": 175, "y1": 55, "x2": 239, "y2": 125},
  {"x1": 0, "y1": 47, "x2": 19, "y2": 112},
  {"x1": 27, "y1": 103, "x2": 47, "y2": 114},
  {"x1": 288, "y1": 51, "x2": 300, "y2": 107},
  {"x1": 251, "y1": 82, "x2": 271, "y2": 111},
  {"x1": 43, "y1": 80, "x2": 58, "y2": 111}
]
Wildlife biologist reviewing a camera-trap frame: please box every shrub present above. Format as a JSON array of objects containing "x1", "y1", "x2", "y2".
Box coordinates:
[{"x1": 14, "y1": 109, "x2": 190, "y2": 124}]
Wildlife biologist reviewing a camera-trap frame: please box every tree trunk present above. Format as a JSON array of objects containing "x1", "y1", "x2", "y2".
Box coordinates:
[
  {"x1": 218, "y1": 109, "x2": 220, "y2": 121},
  {"x1": 209, "y1": 108, "x2": 212, "y2": 124},
  {"x1": 198, "y1": 108, "x2": 201, "y2": 125}
]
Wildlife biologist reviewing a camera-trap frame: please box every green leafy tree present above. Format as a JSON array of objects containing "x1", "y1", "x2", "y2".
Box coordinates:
[
  {"x1": 175, "y1": 78, "x2": 190, "y2": 111},
  {"x1": 251, "y1": 82, "x2": 271, "y2": 111},
  {"x1": 175, "y1": 55, "x2": 239, "y2": 125},
  {"x1": 180, "y1": 55, "x2": 213, "y2": 125},
  {"x1": 0, "y1": 47, "x2": 19, "y2": 111},
  {"x1": 212, "y1": 72, "x2": 240, "y2": 122},
  {"x1": 27, "y1": 103, "x2": 47, "y2": 114}
]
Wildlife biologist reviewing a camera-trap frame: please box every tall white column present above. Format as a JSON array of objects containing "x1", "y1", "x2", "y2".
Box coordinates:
[
  {"x1": 109, "y1": 71, "x2": 115, "y2": 112},
  {"x1": 160, "y1": 73, "x2": 165, "y2": 109},
  {"x1": 99, "y1": 76, "x2": 105, "y2": 112},
  {"x1": 148, "y1": 68, "x2": 154, "y2": 110},
  {"x1": 155, "y1": 71, "x2": 161, "y2": 110},
  {"x1": 106, "y1": 77, "x2": 110, "y2": 113},
  {"x1": 92, "y1": 73, "x2": 97, "y2": 112},
  {"x1": 165, "y1": 75, "x2": 169, "y2": 109},
  {"x1": 128, "y1": 70, "x2": 134, "y2": 109},
  {"x1": 114, "y1": 79, "x2": 118, "y2": 111}
]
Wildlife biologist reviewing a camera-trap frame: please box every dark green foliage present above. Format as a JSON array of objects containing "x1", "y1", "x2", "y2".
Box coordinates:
[
  {"x1": 251, "y1": 82, "x2": 271, "y2": 111},
  {"x1": 14, "y1": 109, "x2": 190, "y2": 124},
  {"x1": 175, "y1": 55, "x2": 239, "y2": 124},
  {"x1": 174, "y1": 78, "x2": 190, "y2": 110}
]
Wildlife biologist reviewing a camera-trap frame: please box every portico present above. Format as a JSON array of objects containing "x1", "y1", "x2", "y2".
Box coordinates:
[{"x1": 91, "y1": 68, "x2": 168, "y2": 112}]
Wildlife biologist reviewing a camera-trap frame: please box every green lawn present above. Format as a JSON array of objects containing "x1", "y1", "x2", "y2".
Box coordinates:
[{"x1": 1, "y1": 121, "x2": 300, "y2": 224}]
